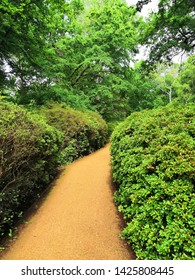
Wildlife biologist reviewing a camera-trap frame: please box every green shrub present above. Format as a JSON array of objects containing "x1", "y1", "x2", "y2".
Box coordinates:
[
  {"x1": 0, "y1": 101, "x2": 107, "y2": 239},
  {"x1": 39, "y1": 103, "x2": 108, "y2": 163},
  {"x1": 107, "y1": 121, "x2": 120, "y2": 136},
  {"x1": 83, "y1": 110, "x2": 108, "y2": 149},
  {"x1": 0, "y1": 103, "x2": 63, "y2": 238},
  {"x1": 111, "y1": 104, "x2": 195, "y2": 260}
]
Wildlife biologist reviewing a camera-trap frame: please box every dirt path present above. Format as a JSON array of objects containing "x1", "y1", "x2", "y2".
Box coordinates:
[{"x1": 1, "y1": 145, "x2": 134, "y2": 260}]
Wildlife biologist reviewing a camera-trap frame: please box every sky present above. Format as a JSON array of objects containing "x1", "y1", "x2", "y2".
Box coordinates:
[{"x1": 126, "y1": 0, "x2": 159, "y2": 17}]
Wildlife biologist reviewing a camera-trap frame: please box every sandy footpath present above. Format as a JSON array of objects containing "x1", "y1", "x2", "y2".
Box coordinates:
[{"x1": 1, "y1": 145, "x2": 134, "y2": 260}]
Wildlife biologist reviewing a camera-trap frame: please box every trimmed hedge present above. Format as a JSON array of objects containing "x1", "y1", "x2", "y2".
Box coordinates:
[
  {"x1": 111, "y1": 104, "x2": 195, "y2": 260},
  {"x1": 0, "y1": 103, "x2": 64, "y2": 238},
  {"x1": 39, "y1": 103, "x2": 108, "y2": 163}
]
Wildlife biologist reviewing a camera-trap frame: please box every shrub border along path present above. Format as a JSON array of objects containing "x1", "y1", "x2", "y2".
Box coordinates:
[{"x1": 111, "y1": 104, "x2": 195, "y2": 260}]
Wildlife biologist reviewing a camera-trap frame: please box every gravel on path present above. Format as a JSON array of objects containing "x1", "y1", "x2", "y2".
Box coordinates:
[{"x1": 1, "y1": 145, "x2": 134, "y2": 260}]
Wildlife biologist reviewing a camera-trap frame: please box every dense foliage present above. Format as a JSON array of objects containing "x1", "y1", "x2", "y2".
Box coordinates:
[
  {"x1": 0, "y1": 102, "x2": 63, "y2": 238},
  {"x1": 0, "y1": 102, "x2": 107, "y2": 238},
  {"x1": 176, "y1": 55, "x2": 195, "y2": 104},
  {"x1": 0, "y1": 0, "x2": 143, "y2": 121},
  {"x1": 111, "y1": 104, "x2": 195, "y2": 259},
  {"x1": 39, "y1": 103, "x2": 108, "y2": 163},
  {"x1": 1, "y1": 0, "x2": 194, "y2": 118},
  {"x1": 0, "y1": 0, "x2": 81, "y2": 89},
  {"x1": 138, "y1": 0, "x2": 195, "y2": 63}
]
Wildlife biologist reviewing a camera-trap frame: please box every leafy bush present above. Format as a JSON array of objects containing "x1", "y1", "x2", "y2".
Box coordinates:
[
  {"x1": 107, "y1": 121, "x2": 120, "y2": 137},
  {"x1": 0, "y1": 102, "x2": 63, "y2": 238},
  {"x1": 111, "y1": 104, "x2": 195, "y2": 260},
  {"x1": 39, "y1": 103, "x2": 108, "y2": 163}
]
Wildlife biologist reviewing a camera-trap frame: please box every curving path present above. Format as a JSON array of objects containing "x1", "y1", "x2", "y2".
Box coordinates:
[{"x1": 1, "y1": 145, "x2": 134, "y2": 260}]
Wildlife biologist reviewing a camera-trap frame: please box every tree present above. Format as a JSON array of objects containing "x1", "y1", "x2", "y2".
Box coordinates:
[
  {"x1": 124, "y1": 61, "x2": 173, "y2": 111},
  {"x1": 0, "y1": 0, "x2": 79, "y2": 91},
  {"x1": 44, "y1": 0, "x2": 142, "y2": 120},
  {"x1": 0, "y1": 1, "x2": 48, "y2": 84},
  {"x1": 150, "y1": 63, "x2": 179, "y2": 103},
  {"x1": 176, "y1": 55, "x2": 195, "y2": 103},
  {"x1": 137, "y1": 0, "x2": 195, "y2": 63}
]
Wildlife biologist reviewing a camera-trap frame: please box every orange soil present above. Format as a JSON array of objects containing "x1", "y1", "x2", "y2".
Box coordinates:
[{"x1": 1, "y1": 145, "x2": 134, "y2": 260}]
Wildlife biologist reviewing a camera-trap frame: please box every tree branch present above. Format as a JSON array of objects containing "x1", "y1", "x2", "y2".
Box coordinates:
[{"x1": 71, "y1": 65, "x2": 90, "y2": 87}]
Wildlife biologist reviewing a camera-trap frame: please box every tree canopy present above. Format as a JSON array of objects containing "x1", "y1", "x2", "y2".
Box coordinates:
[
  {"x1": 0, "y1": 0, "x2": 81, "y2": 88},
  {"x1": 0, "y1": 0, "x2": 194, "y2": 120},
  {"x1": 137, "y1": 0, "x2": 195, "y2": 63}
]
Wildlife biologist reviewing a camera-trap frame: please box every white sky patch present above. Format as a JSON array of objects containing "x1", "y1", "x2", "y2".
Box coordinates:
[{"x1": 126, "y1": 0, "x2": 159, "y2": 18}]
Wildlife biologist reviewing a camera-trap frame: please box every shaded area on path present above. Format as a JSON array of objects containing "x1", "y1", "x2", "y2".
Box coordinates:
[{"x1": 0, "y1": 145, "x2": 135, "y2": 260}]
